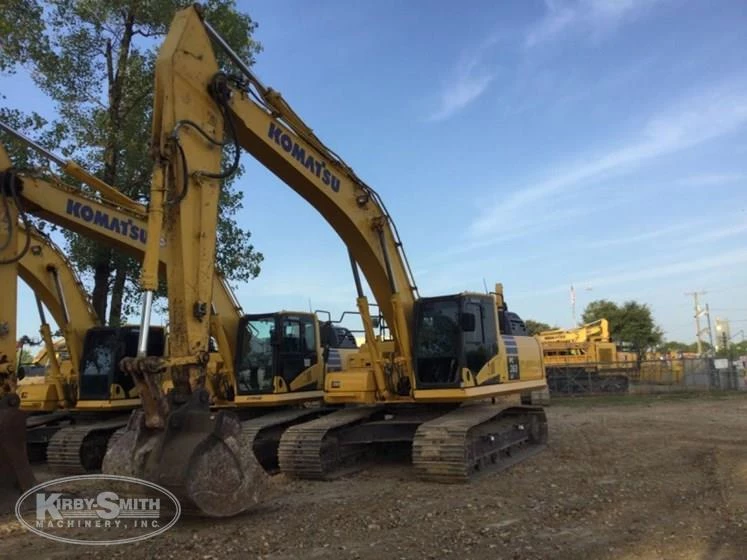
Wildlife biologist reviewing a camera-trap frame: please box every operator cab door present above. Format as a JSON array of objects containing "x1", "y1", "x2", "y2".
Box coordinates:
[
  {"x1": 278, "y1": 315, "x2": 318, "y2": 391},
  {"x1": 78, "y1": 326, "x2": 165, "y2": 400}
]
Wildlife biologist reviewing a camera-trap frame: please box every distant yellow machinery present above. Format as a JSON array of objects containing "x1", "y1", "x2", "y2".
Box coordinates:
[
  {"x1": 537, "y1": 319, "x2": 636, "y2": 393},
  {"x1": 17, "y1": 338, "x2": 69, "y2": 385},
  {"x1": 91, "y1": 4, "x2": 549, "y2": 518}
]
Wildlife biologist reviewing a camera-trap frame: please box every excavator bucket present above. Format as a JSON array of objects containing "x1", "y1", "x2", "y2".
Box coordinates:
[
  {"x1": 0, "y1": 394, "x2": 36, "y2": 514},
  {"x1": 103, "y1": 388, "x2": 269, "y2": 517}
]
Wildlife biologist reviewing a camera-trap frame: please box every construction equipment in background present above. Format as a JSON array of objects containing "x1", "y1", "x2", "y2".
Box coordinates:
[
  {"x1": 17, "y1": 336, "x2": 68, "y2": 383},
  {"x1": 537, "y1": 319, "x2": 636, "y2": 394},
  {"x1": 0, "y1": 132, "x2": 359, "y2": 480},
  {"x1": 99, "y1": 4, "x2": 547, "y2": 518}
]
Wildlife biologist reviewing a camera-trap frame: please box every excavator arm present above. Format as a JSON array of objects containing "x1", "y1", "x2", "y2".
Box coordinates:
[{"x1": 127, "y1": 8, "x2": 422, "y2": 406}]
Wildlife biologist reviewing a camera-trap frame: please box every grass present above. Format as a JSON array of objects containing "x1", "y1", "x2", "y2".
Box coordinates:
[{"x1": 549, "y1": 390, "x2": 747, "y2": 408}]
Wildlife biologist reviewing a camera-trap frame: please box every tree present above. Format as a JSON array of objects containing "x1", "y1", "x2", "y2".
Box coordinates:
[
  {"x1": 525, "y1": 320, "x2": 554, "y2": 336},
  {"x1": 0, "y1": 0, "x2": 264, "y2": 325},
  {"x1": 657, "y1": 340, "x2": 690, "y2": 353},
  {"x1": 16, "y1": 348, "x2": 33, "y2": 365},
  {"x1": 580, "y1": 300, "x2": 619, "y2": 328},
  {"x1": 658, "y1": 340, "x2": 714, "y2": 355},
  {"x1": 582, "y1": 299, "x2": 663, "y2": 359}
]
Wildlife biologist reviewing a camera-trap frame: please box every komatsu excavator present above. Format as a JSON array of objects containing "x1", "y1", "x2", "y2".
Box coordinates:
[
  {"x1": 97, "y1": 4, "x2": 548, "y2": 517},
  {"x1": 0, "y1": 131, "x2": 358, "y2": 483}
]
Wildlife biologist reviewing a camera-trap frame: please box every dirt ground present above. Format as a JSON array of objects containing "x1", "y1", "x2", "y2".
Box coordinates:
[{"x1": 3, "y1": 393, "x2": 747, "y2": 559}]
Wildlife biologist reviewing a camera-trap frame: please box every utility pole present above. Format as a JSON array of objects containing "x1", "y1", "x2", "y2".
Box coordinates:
[
  {"x1": 705, "y1": 303, "x2": 715, "y2": 351},
  {"x1": 685, "y1": 291, "x2": 711, "y2": 356}
]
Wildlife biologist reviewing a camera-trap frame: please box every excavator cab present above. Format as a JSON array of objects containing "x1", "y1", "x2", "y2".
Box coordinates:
[
  {"x1": 413, "y1": 294, "x2": 498, "y2": 388},
  {"x1": 78, "y1": 325, "x2": 166, "y2": 401},
  {"x1": 235, "y1": 312, "x2": 320, "y2": 394}
]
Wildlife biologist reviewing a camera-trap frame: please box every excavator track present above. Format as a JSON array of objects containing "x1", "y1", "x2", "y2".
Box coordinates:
[
  {"x1": 278, "y1": 407, "x2": 381, "y2": 479},
  {"x1": 46, "y1": 419, "x2": 129, "y2": 474},
  {"x1": 240, "y1": 407, "x2": 335, "y2": 472},
  {"x1": 412, "y1": 404, "x2": 547, "y2": 483}
]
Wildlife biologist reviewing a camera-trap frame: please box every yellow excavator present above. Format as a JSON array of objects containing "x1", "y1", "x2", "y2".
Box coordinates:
[
  {"x1": 0, "y1": 132, "x2": 358, "y2": 480},
  {"x1": 97, "y1": 4, "x2": 548, "y2": 517},
  {"x1": 8, "y1": 219, "x2": 166, "y2": 467},
  {"x1": 537, "y1": 319, "x2": 636, "y2": 394}
]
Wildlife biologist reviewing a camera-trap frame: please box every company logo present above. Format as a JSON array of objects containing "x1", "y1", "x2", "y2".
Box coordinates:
[
  {"x1": 267, "y1": 122, "x2": 341, "y2": 192},
  {"x1": 15, "y1": 474, "x2": 181, "y2": 546}
]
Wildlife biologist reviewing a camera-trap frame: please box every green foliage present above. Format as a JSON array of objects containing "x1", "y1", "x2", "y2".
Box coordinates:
[
  {"x1": 658, "y1": 340, "x2": 713, "y2": 354},
  {"x1": 524, "y1": 320, "x2": 554, "y2": 336},
  {"x1": 1, "y1": 0, "x2": 264, "y2": 324},
  {"x1": 16, "y1": 348, "x2": 33, "y2": 365},
  {"x1": 582, "y1": 299, "x2": 664, "y2": 357}
]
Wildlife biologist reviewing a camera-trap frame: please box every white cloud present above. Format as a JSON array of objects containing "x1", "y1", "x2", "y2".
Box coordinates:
[
  {"x1": 526, "y1": 0, "x2": 662, "y2": 47},
  {"x1": 676, "y1": 173, "x2": 747, "y2": 187},
  {"x1": 426, "y1": 35, "x2": 500, "y2": 122},
  {"x1": 470, "y1": 81, "x2": 747, "y2": 237},
  {"x1": 577, "y1": 248, "x2": 747, "y2": 288},
  {"x1": 683, "y1": 222, "x2": 747, "y2": 245},
  {"x1": 583, "y1": 220, "x2": 708, "y2": 249},
  {"x1": 427, "y1": 73, "x2": 493, "y2": 122},
  {"x1": 513, "y1": 248, "x2": 747, "y2": 299}
]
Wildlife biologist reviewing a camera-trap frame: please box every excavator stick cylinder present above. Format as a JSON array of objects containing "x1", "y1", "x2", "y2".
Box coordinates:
[{"x1": 0, "y1": 393, "x2": 36, "y2": 514}]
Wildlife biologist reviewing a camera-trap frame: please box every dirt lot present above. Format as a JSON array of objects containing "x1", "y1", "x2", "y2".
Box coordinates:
[{"x1": 3, "y1": 393, "x2": 747, "y2": 559}]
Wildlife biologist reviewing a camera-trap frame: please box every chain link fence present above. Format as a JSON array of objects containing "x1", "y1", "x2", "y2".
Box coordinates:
[{"x1": 545, "y1": 358, "x2": 746, "y2": 396}]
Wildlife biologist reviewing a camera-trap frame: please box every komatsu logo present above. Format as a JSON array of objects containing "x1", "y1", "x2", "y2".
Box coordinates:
[
  {"x1": 66, "y1": 199, "x2": 147, "y2": 244},
  {"x1": 15, "y1": 474, "x2": 181, "y2": 546},
  {"x1": 268, "y1": 122, "x2": 341, "y2": 192}
]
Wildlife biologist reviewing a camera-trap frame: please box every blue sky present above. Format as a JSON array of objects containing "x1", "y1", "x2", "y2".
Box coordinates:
[{"x1": 3, "y1": 0, "x2": 747, "y2": 344}]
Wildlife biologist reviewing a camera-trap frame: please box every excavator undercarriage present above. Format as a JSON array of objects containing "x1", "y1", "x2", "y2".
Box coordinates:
[{"x1": 278, "y1": 401, "x2": 548, "y2": 483}]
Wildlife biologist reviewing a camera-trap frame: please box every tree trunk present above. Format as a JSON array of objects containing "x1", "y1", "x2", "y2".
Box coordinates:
[
  {"x1": 89, "y1": 11, "x2": 137, "y2": 325},
  {"x1": 91, "y1": 259, "x2": 112, "y2": 321},
  {"x1": 108, "y1": 265, "x2": 127, "y2": 327}
]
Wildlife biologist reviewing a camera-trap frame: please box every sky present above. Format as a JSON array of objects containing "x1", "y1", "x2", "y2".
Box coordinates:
[{"x1": 2, "y1": 0, "x2": 747, "y2": 344}]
